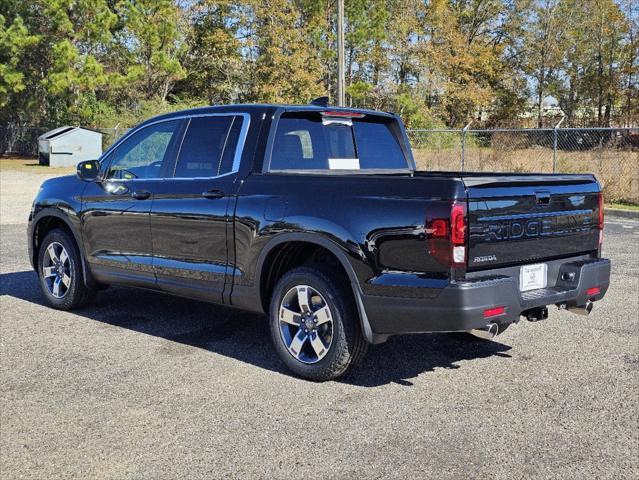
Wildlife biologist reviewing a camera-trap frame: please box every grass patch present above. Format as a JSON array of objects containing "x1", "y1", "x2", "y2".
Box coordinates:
[
  {"x1": 412, "y1": 147, "x2": 639, "y2": 203},
  {"x1": 0, "y1": 157, "x2": 75, "y2": 174},
  {"x1": 606, "y1": 202, "x2": 639, "y2": 211}
]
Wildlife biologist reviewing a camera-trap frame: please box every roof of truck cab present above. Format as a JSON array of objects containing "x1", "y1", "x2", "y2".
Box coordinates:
[{"x1": 137, "y1": 103, "x2": 395, "y2": 127}]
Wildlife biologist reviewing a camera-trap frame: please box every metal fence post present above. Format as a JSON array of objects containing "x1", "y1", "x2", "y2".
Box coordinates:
[
  {"x1": 552, "y1": 116, "x2": 565, "y2": 173},
  {"x1": 461, "y1": 121, "x2": 472, "y2": 172}
]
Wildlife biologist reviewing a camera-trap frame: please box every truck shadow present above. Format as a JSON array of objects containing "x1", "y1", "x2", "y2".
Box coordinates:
[{"x1": 1, "y1": 270, "x2": 511, "y2": 387}]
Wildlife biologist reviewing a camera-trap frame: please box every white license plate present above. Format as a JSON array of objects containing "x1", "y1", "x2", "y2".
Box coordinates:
[{"x1": 520, "y1": 263, "x2": 548, "y2": 292}]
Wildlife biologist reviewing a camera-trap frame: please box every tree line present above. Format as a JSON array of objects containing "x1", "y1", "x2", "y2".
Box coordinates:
[{"x1": 1, "y1": 0, "x2": 637, "y2": 133}]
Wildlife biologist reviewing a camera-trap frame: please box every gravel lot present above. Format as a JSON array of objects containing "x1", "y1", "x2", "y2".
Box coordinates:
[{"x1": 1, "y1": 166, "x2": 638, "y2": 479}]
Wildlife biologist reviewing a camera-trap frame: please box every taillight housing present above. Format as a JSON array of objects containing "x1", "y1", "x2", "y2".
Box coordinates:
[
  {"x1": 450, "y1": 202, "x2": 467, "y2": 265},
  {"x1": 597, "y1": 192, "x2": 604, "y2": 251},
  {"x1": 426, "y1": 201, "x2": 467, "y2": 267},
  {"x1": 597, "y1": 192, "x2": 604, "y2": 228}
]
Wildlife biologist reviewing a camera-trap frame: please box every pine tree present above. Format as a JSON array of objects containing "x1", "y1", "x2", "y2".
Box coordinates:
[
  {"x1": 178, "y1": 0, "x2": 243, "y2": 104},
  {"x1": 114, "y1": 0, "x2": 187, "y2": 102},
  {"x1": 245, "y1": 0, "x2": 324, "y2": 103}
]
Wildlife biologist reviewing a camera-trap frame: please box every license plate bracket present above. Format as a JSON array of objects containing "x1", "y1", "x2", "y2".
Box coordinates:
[{"x1": 520, "y1": 263, "x2": 548, "y2": 292}]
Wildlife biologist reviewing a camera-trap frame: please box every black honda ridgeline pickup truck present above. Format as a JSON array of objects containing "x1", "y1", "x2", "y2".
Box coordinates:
[{"x1": 28, "y1": 103, "x2": 611, "y2": 380}]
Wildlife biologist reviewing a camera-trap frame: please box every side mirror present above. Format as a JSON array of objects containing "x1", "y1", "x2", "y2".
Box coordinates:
[{"x1": 77, "y1": 160, "x2": 100, "y2": 181}]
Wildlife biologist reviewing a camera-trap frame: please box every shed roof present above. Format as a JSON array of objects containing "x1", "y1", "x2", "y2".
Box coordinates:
[{"x1": 39, "y1": 126, "x2": 103, "y2": 141}]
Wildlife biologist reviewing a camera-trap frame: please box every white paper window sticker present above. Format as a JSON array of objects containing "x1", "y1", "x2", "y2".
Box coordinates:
[{"x1": 328, "y1": 158, "x2": 360, "y2": 170}]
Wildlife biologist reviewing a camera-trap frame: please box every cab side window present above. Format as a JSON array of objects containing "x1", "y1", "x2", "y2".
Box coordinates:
[
  {"x1": 105, "y1": 120, "x2": 180, "y2": 180},
  {"x1": 173, "y1": 116, "x2": 243, "y2": 178}
]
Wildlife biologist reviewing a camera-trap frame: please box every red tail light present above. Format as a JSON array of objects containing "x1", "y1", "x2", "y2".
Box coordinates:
[
  {"x1": 451, "y1": 203, "x2": 466, "y2": 245},
  {"x1": 484, "y1": 306, "x2": 505, "y2": 318},
  {"x1": 451, "y1": 202, "x2": 467, "y2": 265},
  {"x1": 431, "y1": 219, "x2": 447, "y2": 237},
  {"x1": 587, "y1": 287, "x2": 600, "y2": 296},
  {"x1": 426, "y1": 201, "x2": 467, "y2": 267}
]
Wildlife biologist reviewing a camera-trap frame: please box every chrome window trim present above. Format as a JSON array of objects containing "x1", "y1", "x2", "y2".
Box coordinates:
[
  {"x1": 217, "y1": 116, "x2": 236, "y2": 176},
  {"x1": 172, "y1": 117, "x2": 191, "y2": 178},
  {"x1": 100, "y1": 112, "x2": 251, "y2": 181}
]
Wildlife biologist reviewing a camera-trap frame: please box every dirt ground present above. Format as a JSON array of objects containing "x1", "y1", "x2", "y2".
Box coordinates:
[
  {"x1": 0, "y1": 158, "x2": 75, "y2": 225},
  {"x1": 0, "y1": 157, "x2": 638, "y2": 478}
]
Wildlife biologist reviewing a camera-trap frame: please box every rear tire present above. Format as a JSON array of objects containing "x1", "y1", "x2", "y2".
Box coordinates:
[
  {"x1": 269, "y1": 266, "x2": 368, "y2": 381},
  {"x1": 37, "y1": 229, "x2": 96, "y2": 310}
]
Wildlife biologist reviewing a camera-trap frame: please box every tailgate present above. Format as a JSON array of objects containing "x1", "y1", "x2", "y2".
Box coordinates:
[{"x1": 464, "y1": 174, "x2": 601, "y2": 271}]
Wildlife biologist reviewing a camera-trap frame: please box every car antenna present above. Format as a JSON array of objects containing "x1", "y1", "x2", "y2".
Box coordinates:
[{"x1": 310, "y1": 96, "x2": 329, "y2": 107}]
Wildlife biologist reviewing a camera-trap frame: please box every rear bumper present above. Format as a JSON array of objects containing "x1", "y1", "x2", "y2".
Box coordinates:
[{"x1": 362, "y1": 258, "x2": 611, "y2": 335}]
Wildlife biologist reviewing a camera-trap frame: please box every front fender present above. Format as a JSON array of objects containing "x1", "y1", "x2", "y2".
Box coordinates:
[{"x1": 28, "y1": 206, "x2": 94, "y2": 287}]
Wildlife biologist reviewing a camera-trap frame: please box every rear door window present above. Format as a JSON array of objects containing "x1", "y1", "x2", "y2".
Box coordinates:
[
  {"x1": 173, "y1": 116, "x2": 243, "y2": 178},
  {"x1": 269, "y1": 113, "x2": 408, "y2": 171}
]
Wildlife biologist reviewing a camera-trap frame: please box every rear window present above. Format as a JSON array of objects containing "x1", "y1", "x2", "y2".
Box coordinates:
[{"x1": 269, "y1": 113, "x2": 408, "y2": 171}]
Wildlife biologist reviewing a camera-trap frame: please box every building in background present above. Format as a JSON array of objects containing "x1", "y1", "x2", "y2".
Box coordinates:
[{"x1": 38, "y1": 127, "x2": 103, "y2": 167}]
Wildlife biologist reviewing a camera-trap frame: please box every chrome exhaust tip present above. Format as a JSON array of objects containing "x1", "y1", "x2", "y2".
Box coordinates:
[
  {"x1": 567, "y1": 301, "x2": 593, "y2": 316},
  {"x1": 469, "y1": 323, "x2": 499, "y2": 340}
]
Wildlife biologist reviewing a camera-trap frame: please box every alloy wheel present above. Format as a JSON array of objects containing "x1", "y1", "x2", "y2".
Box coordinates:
[
  {"x1": 278, "y1": 285, "x2": 334, "y2": 364},
  {"x1": 42, "y1": 242, "x2": 72, "y2": 299}
]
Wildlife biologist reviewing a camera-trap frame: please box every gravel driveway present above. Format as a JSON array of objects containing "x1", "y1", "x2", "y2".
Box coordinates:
[{"x1": 1, "y1": 167, "x2": 637, "y2": 479}]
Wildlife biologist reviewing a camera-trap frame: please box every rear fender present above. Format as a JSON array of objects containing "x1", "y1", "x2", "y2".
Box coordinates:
[{"x1": 255, "y1": 232, "x2": 388, "y2": 344}]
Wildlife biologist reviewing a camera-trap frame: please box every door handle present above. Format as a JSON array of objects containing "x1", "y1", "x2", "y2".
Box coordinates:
[
  {"x1": 202, "y1": 189, "x2": 225, "y2": 199},
  {"x1": 535, "y1": 191, "x2": 551, "y2": 205},
  {"x1": 132, "y1": 190, "x2": 151, "y2": 200}
]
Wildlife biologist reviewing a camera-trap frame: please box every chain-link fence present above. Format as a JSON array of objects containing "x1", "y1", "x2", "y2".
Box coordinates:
[
  {"x1": 0, "y1": 127, "x2": 47, "y2": 157},
  {"x1": 1, "y1": 125, "x2": 637, "y2": 202},
  {"x1": 408, "y1": 127, "x2": 639, "y2": 203}
]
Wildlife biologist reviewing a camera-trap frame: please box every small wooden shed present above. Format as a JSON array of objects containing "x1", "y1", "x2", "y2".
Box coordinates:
[{"x1": 38, "y1": 126, "x2": 103, "y2": 167}]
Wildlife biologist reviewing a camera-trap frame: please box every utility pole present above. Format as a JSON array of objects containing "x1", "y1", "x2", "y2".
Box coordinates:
[{"x1": 337, "y1": 0, "x2": 345, "y2": 106}]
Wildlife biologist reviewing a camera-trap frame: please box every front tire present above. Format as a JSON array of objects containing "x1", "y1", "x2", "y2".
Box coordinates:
[
  {"x1": 37, "y1": 229, "x2": 96, "y2": 310},
  {"x1": 269, "y1": 266, "x2": 368, "y2": 381}
]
